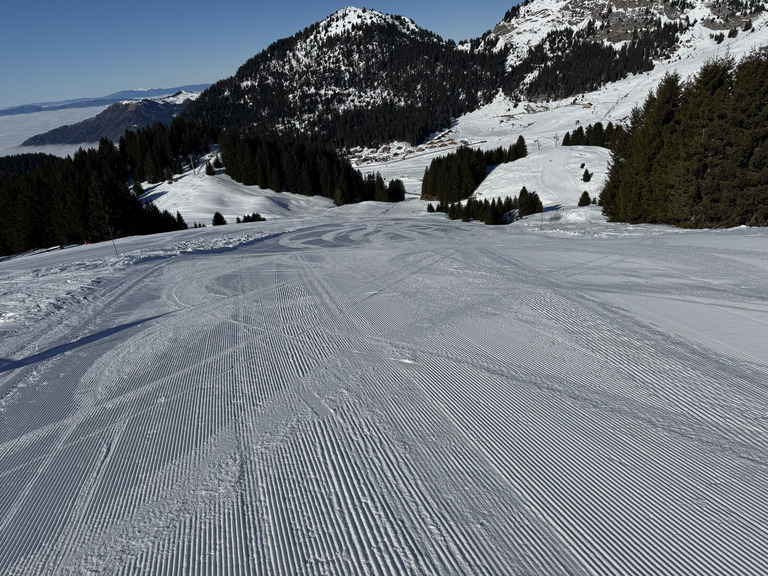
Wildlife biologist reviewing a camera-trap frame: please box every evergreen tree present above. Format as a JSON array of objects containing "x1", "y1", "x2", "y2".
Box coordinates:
[
  {"x1": 421, "y1": 141, "x2": 528, "y2": 204},
  {"x1": 513, "y1": 135, "x2": 528, "y2": 158},
  {"x1": 602, "y1": 72, "x2": 683, "y2": 223},
  {"x1": 374, "y1": 172, "x2": 387, "y2": 202},
  {"x1": 728, "y1": 51, "x2": 768, "y2": 226},
  {"x1": 218, "y1": 131, "x2": 384, "y2": 206},
  {"x1": 518, "y1": 186, "x2": 543, "y2": 217},
  {"x1": 601, "y1": 54, "x2": 768, "y2": 227},
  {"x1": 586, "y1": 122, "x2": 606, "y2": 146},
  {"x1": 571, "y1": 126, "x2": 586, "y2": 145},
  {"x1": 212, "y1": 211, "x2": 227, "y2": 226},
  {"x1": 387, "y1": 179, "x2": 406, "y2": 202}
]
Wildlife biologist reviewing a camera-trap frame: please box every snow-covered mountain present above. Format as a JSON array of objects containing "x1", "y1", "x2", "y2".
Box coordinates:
[
  {"x1": 21, "y1": 91, "x2": 200, "y2": 146},
  {"x1": 7, "y1": 1, "x2": 768, "y2": 156},
  {"x1": 488, "y1": 0, "x2": 761, "y2": 68},
  {"x1": 484, "y1": 0, "x2": 766, "y2": 99},
  {"x1": 0, "y1": 85, "x2": 210, "y2": 117},
  {"x1": 186, "y1": 1, "x2": 768, "y2": 149},
  {"x1": 185, "y1": 7, "x2": 505, "y2": 147},
  {"x1": 0, "y1": 86, "x2": 211, "y2": 157}
]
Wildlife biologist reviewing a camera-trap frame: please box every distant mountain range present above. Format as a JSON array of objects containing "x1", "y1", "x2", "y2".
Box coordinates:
[
  {"x1": 0, "y1": 84, "x2": 210, "y2": 117},
  {"x1": 21, "y1": 92, "x2": 199, "y2": 146}
]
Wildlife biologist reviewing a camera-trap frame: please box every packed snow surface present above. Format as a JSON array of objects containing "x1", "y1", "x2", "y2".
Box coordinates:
[{"x1": 1, "y1": 200, "x2": 767, "y2": 574}]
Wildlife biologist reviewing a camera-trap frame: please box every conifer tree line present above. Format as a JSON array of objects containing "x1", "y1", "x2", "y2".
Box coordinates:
[
  {"x1": 0, "y1": 116, "x2": 215, "y2": 255},
  {"x1": 118, "y1": 117, "x2": 216, "y2": 184},
  {"x1": 237, "y1": 212, "x2": 266, "y2": 223},
  {"x1": 421, "y1": 136, "x2": 528, "y2": 204},
  {"x1": 429, "y1": 186, "x2": 543, "y2": 226},
  {"x1": 561, "y1": 121, "x2": 626, "y2": 149},
  {"x1": 0, "y1": 153, "x2": 62, "y2": 186},
  {"x1": 219, "y1": 132, "x2": 405, "y2": 206},
  {"x1": 601, "y1": 53, "x2": 768, "y2": 227},
  {"x1": 0, "y1": 139, "x2": 189, "y2": 256}
]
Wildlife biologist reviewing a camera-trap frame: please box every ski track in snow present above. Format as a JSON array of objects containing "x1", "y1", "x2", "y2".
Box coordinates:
[{"x1": 0, "y1": 213, "x2": 767, "y2": 575}]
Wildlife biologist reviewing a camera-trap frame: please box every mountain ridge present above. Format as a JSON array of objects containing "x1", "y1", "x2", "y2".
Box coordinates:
[
  {"x1": 20, "y1": 92, "x2": 199, "y2": 147},
  {"x1": 0, "y1": 84, "x2": 211, "y2": 117}
]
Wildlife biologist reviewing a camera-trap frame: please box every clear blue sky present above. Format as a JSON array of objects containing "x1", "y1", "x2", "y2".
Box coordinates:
[{"x1": 0, "y1": 1, "x2": 516, "y2": 108}]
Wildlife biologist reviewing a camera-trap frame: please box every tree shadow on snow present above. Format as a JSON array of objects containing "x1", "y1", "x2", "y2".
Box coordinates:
[{"x1": 0, "y1": 313, "x2": 172, "y2": 374}]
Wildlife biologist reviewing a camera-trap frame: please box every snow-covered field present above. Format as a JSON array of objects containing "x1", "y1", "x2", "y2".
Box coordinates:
[
  {"x1": 1, "y1": 196, "x2": 767, "y2": 574},
  {"x1": 143, "y1": 164, "x2": 338, "y2": 225}
]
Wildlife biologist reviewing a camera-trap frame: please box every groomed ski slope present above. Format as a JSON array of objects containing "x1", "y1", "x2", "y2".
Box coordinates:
[
  {"x1": 1, "y1": 204, "x2": 767, "y2": 575},
  {"x1": 2, "y1": 12, "x2": 768, "y2": 571}
]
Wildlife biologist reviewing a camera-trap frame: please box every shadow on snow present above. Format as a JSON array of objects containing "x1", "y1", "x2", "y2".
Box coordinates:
[{"x1": 0, "y1": 313, "x2": 171, "y2": 374}]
